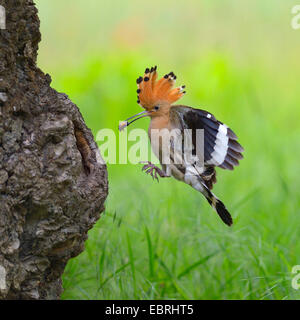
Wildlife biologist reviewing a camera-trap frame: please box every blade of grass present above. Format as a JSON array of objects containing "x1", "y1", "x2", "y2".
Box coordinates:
[
  {"x1": 177, "y1": 251, "x2": 219, "y2": 279},
  {"x1": 97, "y1": 262, "x2": 130, "y2": 291},
  {"x1": 75, "y1": 285, "x2": 93, "y2": 300},
  {"x1": 145, "y1": 226, "x2": 154, "y2": 279},
  {"x1": 97, "y1": 240, "x2": 107, "y2": 284},
  {"x1": 155, "y1": 253, "x2": 190, "y2": 300},
  {"x1": 126, "y1": 232, "x2": 137, "y2": 298}
]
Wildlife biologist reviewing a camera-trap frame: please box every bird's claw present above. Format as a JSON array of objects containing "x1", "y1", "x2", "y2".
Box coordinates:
[{"x1": 140, "y1": 161, "x2": 161, "y2": 182}]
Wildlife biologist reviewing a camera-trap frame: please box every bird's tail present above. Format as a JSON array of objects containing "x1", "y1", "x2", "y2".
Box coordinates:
[{"x1": 201, "y1": 183, "x2": 233, "y2": 226}]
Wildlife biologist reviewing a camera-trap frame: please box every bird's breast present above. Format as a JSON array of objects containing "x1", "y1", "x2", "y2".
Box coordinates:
[
  {"x1": 148, "y1": 117, "x2": 171, "y2": 162},
  {"x1": 148, "y1": 118, "x2": 184, "y2": 165}
]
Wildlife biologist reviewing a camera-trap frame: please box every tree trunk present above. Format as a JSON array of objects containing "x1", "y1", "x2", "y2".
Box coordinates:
[{"x1": 0, "y1": 0, "x2": 108, "y2": 299}]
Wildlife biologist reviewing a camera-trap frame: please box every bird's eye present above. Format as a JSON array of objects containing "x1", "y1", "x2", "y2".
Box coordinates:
[{"x1": 154, "y1": 106, "x2": 159, "y2": 111}]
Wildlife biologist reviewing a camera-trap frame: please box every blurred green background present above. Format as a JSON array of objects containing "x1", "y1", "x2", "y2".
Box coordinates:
[{"x1": 35, "y1": 0, "x2": 300, "y2": 299}]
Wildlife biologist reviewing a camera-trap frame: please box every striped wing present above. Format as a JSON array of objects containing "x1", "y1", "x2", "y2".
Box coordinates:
[{"x1": 170, "y1": 105, "x2": 244, "y2": 170}]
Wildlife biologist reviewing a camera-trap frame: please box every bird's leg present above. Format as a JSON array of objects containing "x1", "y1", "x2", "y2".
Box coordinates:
[{"x1": 140, "y1": 161, "x2": 170, "y2": 182}]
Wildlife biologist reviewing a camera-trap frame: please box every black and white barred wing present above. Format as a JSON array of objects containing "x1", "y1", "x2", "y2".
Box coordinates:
[{"x1": 170, "y1": 106, "x2": 244, "y2": 170}]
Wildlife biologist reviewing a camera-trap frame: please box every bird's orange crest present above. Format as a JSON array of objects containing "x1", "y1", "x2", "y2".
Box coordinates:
[{"x1": 136, "y1": 66, "x2": 186, "y2": 108}]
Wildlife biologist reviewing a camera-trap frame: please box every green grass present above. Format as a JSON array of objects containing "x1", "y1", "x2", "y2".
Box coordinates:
[{"x1": 35, "y1": 0, "x2": 300, "y2": 299}]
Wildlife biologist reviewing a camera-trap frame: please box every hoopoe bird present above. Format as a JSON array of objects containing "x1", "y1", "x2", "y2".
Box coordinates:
[{"x1": 119, "y1": 66, "x2": 244, "y2": 226}]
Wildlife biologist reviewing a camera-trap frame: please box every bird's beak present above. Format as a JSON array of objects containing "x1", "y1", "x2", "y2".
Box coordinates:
[{"x1": 119, "y1": 110, "x2": 151, "y2": 131}]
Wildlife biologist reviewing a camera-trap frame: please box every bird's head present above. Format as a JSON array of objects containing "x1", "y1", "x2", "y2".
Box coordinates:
[{"x1": 119, "y1": 66, "x2": 186, "y2": 130}]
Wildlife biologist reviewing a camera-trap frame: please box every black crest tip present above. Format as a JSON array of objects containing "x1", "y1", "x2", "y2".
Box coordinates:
[{"x1": 136, "y1": 76, "x2": 143, "y2": 84}]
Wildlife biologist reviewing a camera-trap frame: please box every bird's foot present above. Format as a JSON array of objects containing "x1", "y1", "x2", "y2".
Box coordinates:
[{"x1": 140, "y1": 161, "x2": 168, "y2": 182}]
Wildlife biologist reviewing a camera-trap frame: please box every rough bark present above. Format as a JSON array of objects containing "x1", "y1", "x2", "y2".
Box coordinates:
[{"x1": 0, "y1": 0, "x2": 108, "y2": 299}]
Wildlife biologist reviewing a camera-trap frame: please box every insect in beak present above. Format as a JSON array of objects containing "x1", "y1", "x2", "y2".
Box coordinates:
[{"x1": 119, "y1": 110, "x2": 151, "y2": 131}]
